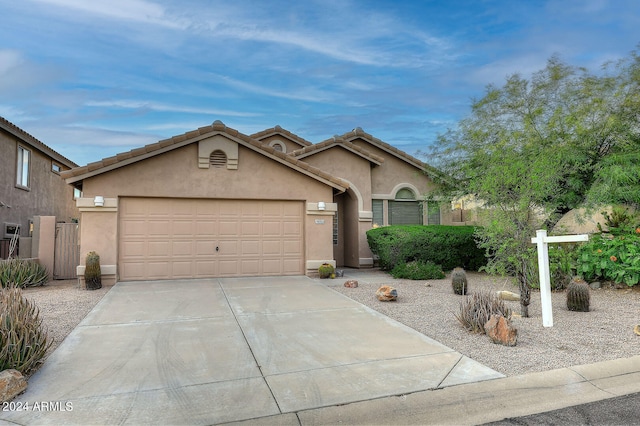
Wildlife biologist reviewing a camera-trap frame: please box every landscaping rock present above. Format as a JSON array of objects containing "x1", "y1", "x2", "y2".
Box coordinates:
[
  {"x1": 589, "y1": 281, "x2": 602, "y2": 290},
  {"x1": 497, "y1": 290, "x2": 520, "y2": 301},
  {"x1": 376, "y1": 285, "x2": 397, "y2": 301},
  {"x1": 484, "y1": 315, "x2": 517, "y2": 346},
  {"x1": 344, "y1": 280, "x2": 358, "y2": 288},
  {"x1": 634, "y1": 325, "x2": 640, "y2": 336},
  {"x1": 0, "y1": 369, "x2": 27, "y2": 403}
]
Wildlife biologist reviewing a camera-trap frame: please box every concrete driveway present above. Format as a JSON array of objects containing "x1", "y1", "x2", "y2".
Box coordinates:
[{"x1": 1, "y1": 275, "x2": 502, "y2": 425}]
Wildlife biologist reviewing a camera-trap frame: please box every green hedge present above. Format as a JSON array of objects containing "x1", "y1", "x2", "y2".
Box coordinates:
[{"x1": 366, "y1": 225, "x2": 487, "y2": 272}]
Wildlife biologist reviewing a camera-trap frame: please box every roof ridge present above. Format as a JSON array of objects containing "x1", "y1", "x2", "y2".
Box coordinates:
[
  {"x1": 61, "y1": 120, "x2": 349, "y2": 190},
  {"x1": 250, "y1": 125, "x2": 313, "y2": 147},
  {"x1": 290, "y1": 134, "x2": 385, "y2": 164},
  {"x1": 0, "y1": 116, "x2": 78, "y2": 168}
]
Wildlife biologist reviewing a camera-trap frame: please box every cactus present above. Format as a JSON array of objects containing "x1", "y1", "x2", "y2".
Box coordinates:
[
  {"x1": 85, "y1": 251, "x2": 102, "y2": 290},
  {"x1": 318, "y1": 263, "x2": 335, "y2": 279},
  {"x1": 566, "y1": 278, "x2": 590, "y2": 312},
  {"x1": 451, "y1": 267, "x2": 468, "y2": 295}
]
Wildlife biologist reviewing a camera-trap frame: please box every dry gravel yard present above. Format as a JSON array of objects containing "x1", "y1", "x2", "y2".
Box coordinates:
[
  {"x1": 330, "y1": 270, "x2": 640, "y2": 377},
  {"x1": 20, "y1": 272, "x2": 640, "y2": 377}
]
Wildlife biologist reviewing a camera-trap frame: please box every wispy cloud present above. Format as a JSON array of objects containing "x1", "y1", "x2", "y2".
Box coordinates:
[
  {"x1": 85, "y1": 100, "x2": 261, "y2": 117},
  {"x1": 31, "y1": 0, "x2": 186, "y2": 29}
]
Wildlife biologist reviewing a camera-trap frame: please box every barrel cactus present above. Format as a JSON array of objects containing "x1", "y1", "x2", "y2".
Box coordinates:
[
  {"x1": 566, "y1": 277, "x2": 590, "y2": 312},
  {"x1": 318, "y1": 263, "x2": 335, "y2": 279},
  {"x1": 451, "y1": 267, "x2": 468, "y2": 295},
  {"x1": 85, "y1": 251, "x2": 102, "y2": 290}
]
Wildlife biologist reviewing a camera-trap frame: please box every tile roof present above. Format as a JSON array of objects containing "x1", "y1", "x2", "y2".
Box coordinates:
[
  {"x1": 61, "y1": 120, "x2": 349, "y2": 192},
  {"x1": 290, "y1": 135, "x2": 384, "y2": 165},
  {"x1": 0, "y1": 116, "x2": 78, "y2": 168},
  {"x1": 250, "y1": 125, "x2": 313, "y2": 147},
  {"x1": 340, "y1": 127, "x2": 439, "y2": 176}
]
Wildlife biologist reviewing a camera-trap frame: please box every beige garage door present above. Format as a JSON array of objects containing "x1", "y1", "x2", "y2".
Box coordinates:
[{"x1": 119, "y1": 198, "x2": 304, "y2": 280}]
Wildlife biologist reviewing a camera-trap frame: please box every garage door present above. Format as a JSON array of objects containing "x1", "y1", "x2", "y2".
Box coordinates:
[{"x1": 118, "y1": 198, "x2": 304, "y2": 280}]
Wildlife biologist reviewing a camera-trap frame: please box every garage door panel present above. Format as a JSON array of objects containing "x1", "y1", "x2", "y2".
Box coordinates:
[
  {"x1": 119, "y1": 198, "x2": 304, "y2": 280},
  {"x1": 262, "y1": 240, "x2": 281, "y2": 255},
  {"x1": 148, "y1": 241, "x2": 170, "y2": 256}
]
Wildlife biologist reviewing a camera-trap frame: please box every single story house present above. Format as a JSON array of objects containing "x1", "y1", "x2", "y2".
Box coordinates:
[{"x1": 62, "y1": 121, "x2": 447, "y2": 284}]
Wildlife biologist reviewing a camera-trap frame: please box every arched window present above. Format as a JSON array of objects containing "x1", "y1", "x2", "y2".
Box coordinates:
[
  {"x1": 389, "y1": 188, "x2": 422, "y2": 225},
  {"x1": 209, "y1": 150, "x2": 227, "y2": 168}
]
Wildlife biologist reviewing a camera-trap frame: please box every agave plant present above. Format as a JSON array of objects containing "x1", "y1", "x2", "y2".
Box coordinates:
[
  {"x1": 0, "y1": 286, "x2": 52, "y2": 375},
  {"x1": 0, "y1": 258, "x2": 49, "y2": 289}
]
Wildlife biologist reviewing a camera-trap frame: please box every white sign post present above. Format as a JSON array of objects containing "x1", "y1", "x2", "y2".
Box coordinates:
[{"x1": 531, "y1": 230, "x2": 589, "y2": 327}]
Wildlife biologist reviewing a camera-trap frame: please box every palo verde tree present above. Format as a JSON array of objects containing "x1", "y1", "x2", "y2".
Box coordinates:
[{"x1": 430, "y1": 49, "x2": 640, "y2": 317}]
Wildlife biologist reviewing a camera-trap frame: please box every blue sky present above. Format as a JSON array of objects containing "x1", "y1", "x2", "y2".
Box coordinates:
[{"x1": 1, "y1": 0, "x2": 639, "y2": 166}]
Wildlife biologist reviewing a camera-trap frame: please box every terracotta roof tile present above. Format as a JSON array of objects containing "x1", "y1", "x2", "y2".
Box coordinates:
[
  {"x1": 251, "y1": 125, "x2": 314, "y2": 147},
  {"x1": 62, "y1": 120, "x2": 349, "y2": 191},
  {"x1": 290, "y1": 135, "x2": 384, "y2": 165},
  {"x1": 0, "y1": 116, "x2": 78, "y2": 168}
]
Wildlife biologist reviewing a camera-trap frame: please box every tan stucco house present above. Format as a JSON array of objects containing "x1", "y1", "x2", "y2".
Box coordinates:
[
  {"x1": 1, "y1": 116, "x2": 79, "y2": 259},
  {"x1": 62, "y1": 121, "x2": 444, "y2": 284}
]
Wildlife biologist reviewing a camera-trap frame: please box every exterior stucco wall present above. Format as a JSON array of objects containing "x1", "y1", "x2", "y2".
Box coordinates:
[
  {"x1": 77, "y1": 139, "x2": 338, "y2": 279},
  {"x1": 0, "y1": 129, "x2": 79, "y2": 253}
]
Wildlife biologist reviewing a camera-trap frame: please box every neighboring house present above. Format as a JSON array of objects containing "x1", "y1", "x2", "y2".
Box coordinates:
[
  {"x1": 62, "y1": 120, "x2": 447, "y2": 283},
  {"x1": 0, "y1": 116, "x2": 79, "y2": 258}
]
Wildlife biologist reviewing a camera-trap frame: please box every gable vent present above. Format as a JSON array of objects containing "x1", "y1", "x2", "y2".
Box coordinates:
[{"x1": 209, "y1": 150, "x2": 227, "y2": 168}]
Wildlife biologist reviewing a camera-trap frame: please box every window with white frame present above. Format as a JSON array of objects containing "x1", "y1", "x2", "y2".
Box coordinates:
[
  {"x1": 16, "y1": 146, "x2": 31, "y2": 189},
  {"x1": 388, "y1": 188, "x2": 423, "y2": 225}
]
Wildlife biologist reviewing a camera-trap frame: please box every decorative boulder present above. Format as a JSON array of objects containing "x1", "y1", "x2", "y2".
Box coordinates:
[
  {"x1": 344, "y1": 280, "x2": 358, "y2": 288},
  {"x1": 484, "y1": 315, "x2": 517, "y2": 346},
  {"x1": 0, "y1": 369, "x2": 27, "y2": 403},
  {"x1": 376, "y1": 285, "x2": 397, "y2": 301},
  {"x1": 634, "y1": 325, "x2": 640, "y2": 336},
  {"x1": 497, "y1": 290, "x2": 520, "y2": 301}
]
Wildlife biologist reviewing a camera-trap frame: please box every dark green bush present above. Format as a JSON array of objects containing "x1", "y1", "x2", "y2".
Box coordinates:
[
  {"x1": 0, "y1": 258, "x2": 49, "y2": 289},
  {"x1": 367, "y1": 225, "x2": 486, "y2": 271},
  {"x1": 390, "y1": 260, "x2": 445, "y2": 280},
  {"x1": 1, "y1": 286, "x2": 51, "y2": 375}
]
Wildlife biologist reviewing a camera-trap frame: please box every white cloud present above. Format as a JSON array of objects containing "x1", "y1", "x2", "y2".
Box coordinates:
[
  {"x1": 30, "y1": 0, "x2": 186, "y2": 28},
  {"x1": 85, "y1": 100, "x2": 261, "y2": 117}
]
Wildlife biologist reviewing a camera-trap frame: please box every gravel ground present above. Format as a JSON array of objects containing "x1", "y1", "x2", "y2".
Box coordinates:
[
  {"x1": 329, "y1": 270, "x2": 640, "y2": 377},
  {"x1": 21, "y1": 280, "x2": 112, "y2": 362},
  {"x1": 18, "y1": 272, "x2": 640, "y2": 378}
]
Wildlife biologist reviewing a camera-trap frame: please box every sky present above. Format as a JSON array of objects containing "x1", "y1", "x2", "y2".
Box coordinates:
[{"x1": 1, "y1": 0, "x2": 639, "y2": 166}]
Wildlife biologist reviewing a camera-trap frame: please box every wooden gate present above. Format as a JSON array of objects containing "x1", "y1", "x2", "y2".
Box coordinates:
[{"x1": 54, "y1": 223, "x2": 79, "y2": 279}]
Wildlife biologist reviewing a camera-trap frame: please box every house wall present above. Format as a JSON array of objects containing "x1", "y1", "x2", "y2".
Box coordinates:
[
  {"x1": 0, "y1": 128, "x2": 79, "y2": 256},
  {"x1": 300, "y1": 147, "x2": 375, "y2": 268},
  {"x1": 77, "y1": 138, "x2": 337, "y2": 278}
]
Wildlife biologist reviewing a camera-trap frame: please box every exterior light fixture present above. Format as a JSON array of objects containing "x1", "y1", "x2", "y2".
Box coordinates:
[
  {"x1": 318, "y1": 202, "x2": 326, "y2": 211},
  {"x1": 94, "y1": 196, "x2": 105, "y2": 207}
]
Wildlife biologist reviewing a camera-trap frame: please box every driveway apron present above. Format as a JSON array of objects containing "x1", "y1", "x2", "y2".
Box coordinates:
[{"x1": 1, "y1": 276, "x2": 503, "y2": 425}]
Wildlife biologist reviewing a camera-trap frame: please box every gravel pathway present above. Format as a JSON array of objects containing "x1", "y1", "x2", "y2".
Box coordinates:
[{"x1": 19, "y1": 272, "x2": 640, "y2": 378}]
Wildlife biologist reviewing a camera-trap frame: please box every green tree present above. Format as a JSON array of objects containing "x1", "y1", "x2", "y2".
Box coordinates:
[{"x1": 430, "y1": 50, "x2": 640, "y2": 316}]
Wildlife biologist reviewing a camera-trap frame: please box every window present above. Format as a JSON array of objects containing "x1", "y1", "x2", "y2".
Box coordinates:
[
  {"x1": 209, "y1": 150, "x2": 227, "y2": 168},
  {"x1": 52, "y1": 162, "x2": 62, "y2": 173},
  {"x1": 372, "y1": 199, "x2": 384, "y2": 227},
  {"x1": 333, "y1": 213, "x2": 339, "y2": 245},
  {"x1": 16, "y1": 146, "x2": 30, "y2": 188},
  {"x1": 389, "y1": 188, "x2": 423, "y2": 225},
  {"x1": 73, "y1": 187, "x2": 82, "y2": 200},
  {"x1": 427, "y1": 202, "x2": 441, "y2": 225}
]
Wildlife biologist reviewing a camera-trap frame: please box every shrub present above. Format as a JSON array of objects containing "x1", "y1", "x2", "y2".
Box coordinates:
[
  {"x1": 390, "y1": 260, "x2": 445, "y2": 280},
  {"x1": 0, "y1": 286, "x2": 51, "y2": 375},
  {"x1": 577, "y1": 232, "x2": 640, "y2": 286},
  {"x1": 0, "y1": 258, "x2": 49, "y2": 289},
  {"x1": 85, "y1": 251, "x2": 102, "y2": 290},
  {"x1": 451, "y1": 267, "x2": 468, "y2": 295},
  {"x1": 566, "y1": 278, "x2": 590, "y2": 312},
  {"x1": 367, "y1": 225, "x2": 486, "y2": 272},
  {"x1": 455, "y1": 290, "x2": 512, "y2": 334}
]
